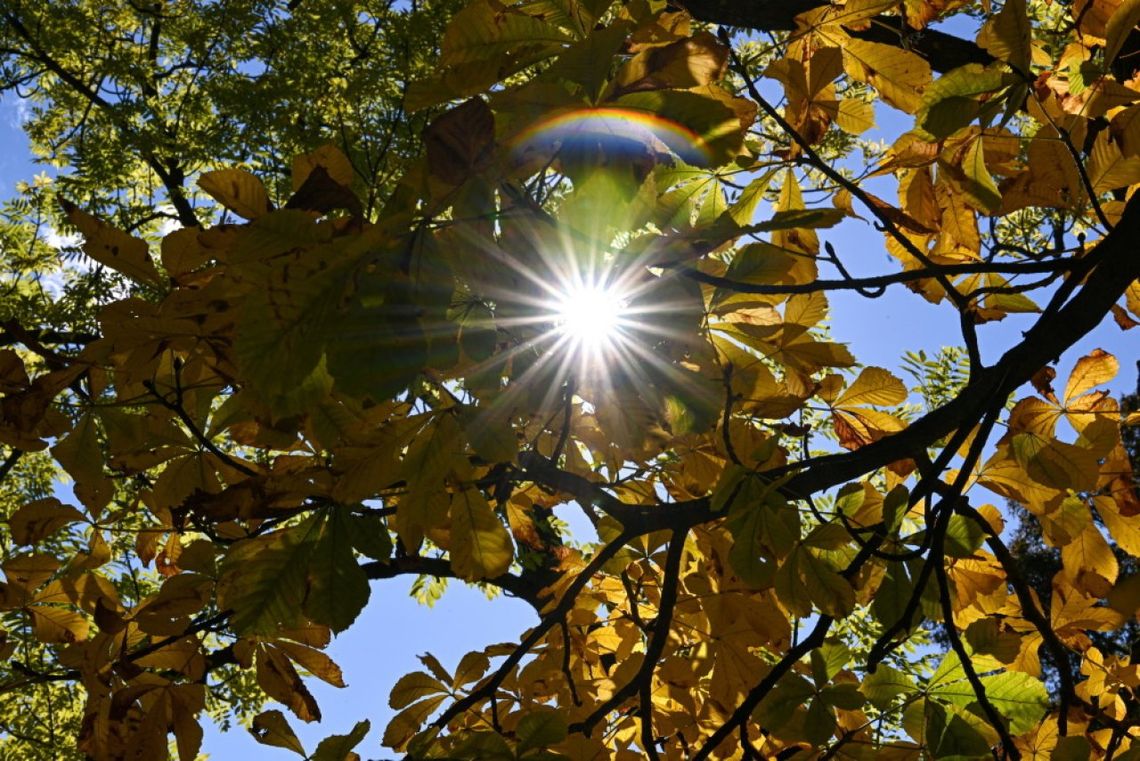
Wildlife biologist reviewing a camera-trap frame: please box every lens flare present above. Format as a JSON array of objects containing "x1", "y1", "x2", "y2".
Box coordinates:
[
  {"x1": 510, "y1": 107, "x2": 713, "y2": 166},
  {"x1": 555, "y1": 284, "x2": 628, "y2": 350}
]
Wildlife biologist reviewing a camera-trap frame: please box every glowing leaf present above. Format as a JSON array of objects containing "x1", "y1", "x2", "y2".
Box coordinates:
[
  {"x1": 1064, "y1": 349, "x2": 1118, "y2": 404},
  {"x1": 835, "y1": 367, "x2": 908, "y2": 407},
  {"x1": 198, "y1": 168, "x2": 273, "y2": 220},
  {"x1": 61, "y1": 201, "x2": 162, "y2": 286},
  {"x1": 449, "y1": 489, "x2": 514, "y2": 580}
]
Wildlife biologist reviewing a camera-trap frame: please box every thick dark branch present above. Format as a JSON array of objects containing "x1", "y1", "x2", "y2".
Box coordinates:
[
  {"x1": 2, "y1": 11, "x2": 199, "y2": 228},
  {"x1": 518, "y1": 452, "x2": 715, "y2": 532},
  {"x1": 679, "y1": 0, "x2": 992, "y2": 73},
  {"x1": 361, "y1": 555, "x2": 555, "y2": 610},
  {"x1": 0, "y1": 327, "x2": 99, "y2": 348},
  {"x1": 691, "y1": 539, "x2": 881, "y2": 760},
  {"x1": 776, "y1": 194, "x2": 1140, "y2": 501},
  {"x1": 958, "y1": 503, "x2": 1076, "y2": 733},
  {"x1": 572, "y1": 528, "x2": 687, "y2": 737},
  {"x1": 422, "y1": 529, "x2": 634, "y2": 736},
  {"x1": 929, "y1": 410, "x2": 1021, "y2": 759},
  {"x1": 676, "y1": 258, "x2": 1076, "y2": 297},
  {"x1": 718, "y1": 27, "x2": 983, "y2": 371}
]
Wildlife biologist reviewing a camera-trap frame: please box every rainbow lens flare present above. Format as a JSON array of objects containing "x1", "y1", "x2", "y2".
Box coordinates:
[{"x1": 510, "y1": 107, "x2": 713, "y2": 166}]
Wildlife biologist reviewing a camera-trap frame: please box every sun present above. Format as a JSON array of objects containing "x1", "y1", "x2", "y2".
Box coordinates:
[{"x1": 554, "y1": 283, "x2": 629, "y2": 352}]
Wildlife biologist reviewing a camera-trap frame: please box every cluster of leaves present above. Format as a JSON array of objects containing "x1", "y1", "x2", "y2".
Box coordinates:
[{"x1": 1, "y1": 0, "x2": 1140, "y2": 759}]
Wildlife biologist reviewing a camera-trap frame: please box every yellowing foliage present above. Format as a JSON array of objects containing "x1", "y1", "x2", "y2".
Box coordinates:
[{"x1": 1, "y1": 0, "x2": 1140, "y2": 759}]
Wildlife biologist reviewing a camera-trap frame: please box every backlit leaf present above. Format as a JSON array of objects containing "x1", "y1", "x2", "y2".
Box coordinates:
[
  {"x1": 449, "y1": 489, "x2": 513, "y2": 580},
  {"x1": 198, "y1": 168, "x2": 273, "y2": 220}
]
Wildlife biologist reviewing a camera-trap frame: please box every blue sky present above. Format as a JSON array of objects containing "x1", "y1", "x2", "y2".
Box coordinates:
[{"x1": 0, "y1": 88, "x2": 1135, "y2": 759}]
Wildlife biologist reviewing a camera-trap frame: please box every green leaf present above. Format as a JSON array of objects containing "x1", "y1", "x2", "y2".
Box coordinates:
[
  {"x1": 871, "y1": 562, "x2": 918, "y2": 631},
  {"x1": 749, "y1": 208, "x2": 845, "y2": 232},
  {"x1": 861, "y1": 665, "x2": 915, "y2": 709},
  {"x1": 449, "y1": 489, "x2": 514, "y2": 580},
  {"x1": 925, "y1": 701, "x2": 994, "y2": 759},
  {"x1": 810, "y1": 641, "x2": 851, "y2": 684},
  {"x1": 310, "y1": 720, "x2": 371, "y2": 761},
  {"x1": 249, "y1": 710, "x2": 306, "y2": 756},
  {"x1": 233, "y1": 214, "x2": 356, "y2": 416},
  {"x1": 960, "y1": 137, "x2": 1002, "y2": 214},
  {"x1": 944, "y1": 513, "x2": 985, "y2": 558},
  {"x1": 932, "y1": 670, "x2": 1049, "y2": 735},
  {"x1": 516, "y1": 708, "x2": 569, "y2": 755},
  {"x1": 916, "y1": 65, "x2": 1008, "y2": 139},
  {"x1": 754, "y1": 673, "x2": 815, "y2": 731},
  {"x1": 220, "y1": 516, "x2": 323, "y2": 636},
  {"x1": 304, "y1": 506, "x2": 372, "y2": 632},
  {"x1": 439, "y1": 0, "x2": 571, "y2": 66},
  {"x1": 614, "y1": 88, "x2": 747, "y2": 167},
  {"x1": 775, "y1": 544, "x2": 854, "y2": 618},
  {"x1": 349, "y1": 513, "x2": 394, "y2": 562},
  {"x1": 389, "y1": 672, "x2": 449, "y2": 710}
]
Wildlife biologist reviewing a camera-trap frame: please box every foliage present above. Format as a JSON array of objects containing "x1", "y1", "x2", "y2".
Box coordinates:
[{"x1": 1, "y1": 0, "x2": 1140, "y2": 759}]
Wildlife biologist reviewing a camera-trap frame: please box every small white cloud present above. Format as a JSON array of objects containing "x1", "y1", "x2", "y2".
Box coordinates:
[
  {"x1": 41, "y1": 226, "x2": 82, "y2": 251},
  {"x1": 1, "y1": 92, "x2": 32, "y2": 128}
]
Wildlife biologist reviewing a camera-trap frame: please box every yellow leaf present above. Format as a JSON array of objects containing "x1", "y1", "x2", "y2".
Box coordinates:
[
  {"x1": 1095, "y1": 495, "x2": 1140, "y2": 556},
  {"x1": 449, "y1": 489, "x2": 514, "y2": 580},
  {"x1": 1009, "y1": 432, "x2": 1099, "y2": 491},
  {"x1": 250, "y1": 710, "x2": 307, "y2": 756},
  {"x1": 978, "y1": 0, "x2": 1032, "y2": 71},
  {"x1": 836, "y1": 97, "x2": 875, "y2": 134},
  {"x1": 1089, "y1": 131, "x2": 1140, "y2": 193},
  {"x1": 439, "y1": 0, "x2": 571, "y2": 67},
  {"x1": 1039, "y1": 495, "x2": 1091, "y2": 547},
  {"x1": 273, "y1": 640, "x2": 345, "y2": 688},
  {"x1": 835, "y1": 367, "x2": 908, "y2": 407},
  {"x1": 160, "y1": 227, "x2": 211, "y2": 278},
  {"x1": 382, "y1": 694, "x2": 447, "y2": 751},
  {"x1": 841, "y1": 38, "x2": 932, "y2": 114},
  {"x1": 257, "y1": 645, "x2": 321, "y2": 722},
  {"x1": 784, "y1": 291, "x2": 828, "y2": 328},
  {"x1": 8, "y1": 498, "x2": 85, "y2": 545},
  {"x1": 1061, "y1": 524, "x2": 1118, "y2": 597},
  {"x1": 1110, "y1": 103, "x2": 1140, "y2": 157},
  {"x1": 62, "y1": 201, "x2": 162, "y2": 286},
  {"x1": 1063, "y1": 349, "x2": 1118, "y2": 404},
  {"x1": 133, "y1": 637, "x2": 207, "y2": 681},
  {"x1": 960, "y1": 136, "x2": 1002, "y2": 213},
  {"x1": 389, "y1": 671, "x2": 449, "y2": 710},
  {"x1": 292, "y1": 145, "x2": 355, "y2": 193},
  {"x1": 28, "y1": 604, "x2": 89, "y2": 643},
  {"x1": 1105, "y1": 0, "x2": 1140, "y2": 66},
  {"x1": 198, "y1": 168, "x2": 273, "y2": 220}
]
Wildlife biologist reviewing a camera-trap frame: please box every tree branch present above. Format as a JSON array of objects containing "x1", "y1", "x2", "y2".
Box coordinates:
[{"x1": 678, "y1": 0, "x2": 993, "y2": 73}]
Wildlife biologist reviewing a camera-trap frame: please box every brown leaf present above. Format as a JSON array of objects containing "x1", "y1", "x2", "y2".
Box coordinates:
[
  {"x1": 1030, "y1": 366, "x2": 1057, "y2": 400},
  {"x1": 257, "y1": 645, "x2": 322, "y2": 722},
  {"x1": 285, "y1": 166, "x2": 363, "y2": 219},
  {"x1": 424, "y1": 98, "x2": 495, "y2": 185},
  {"x1": 8, "y1": 498, "x2": 85, "y2": 545},
  {"x1": 61, "y1": 201, "x2": 162, "y2": 286}
]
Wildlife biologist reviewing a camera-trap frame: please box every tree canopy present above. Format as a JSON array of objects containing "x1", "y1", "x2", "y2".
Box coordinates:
[{"x1": 1, "y1": 0, "x2": 1140, "y2": 759}]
